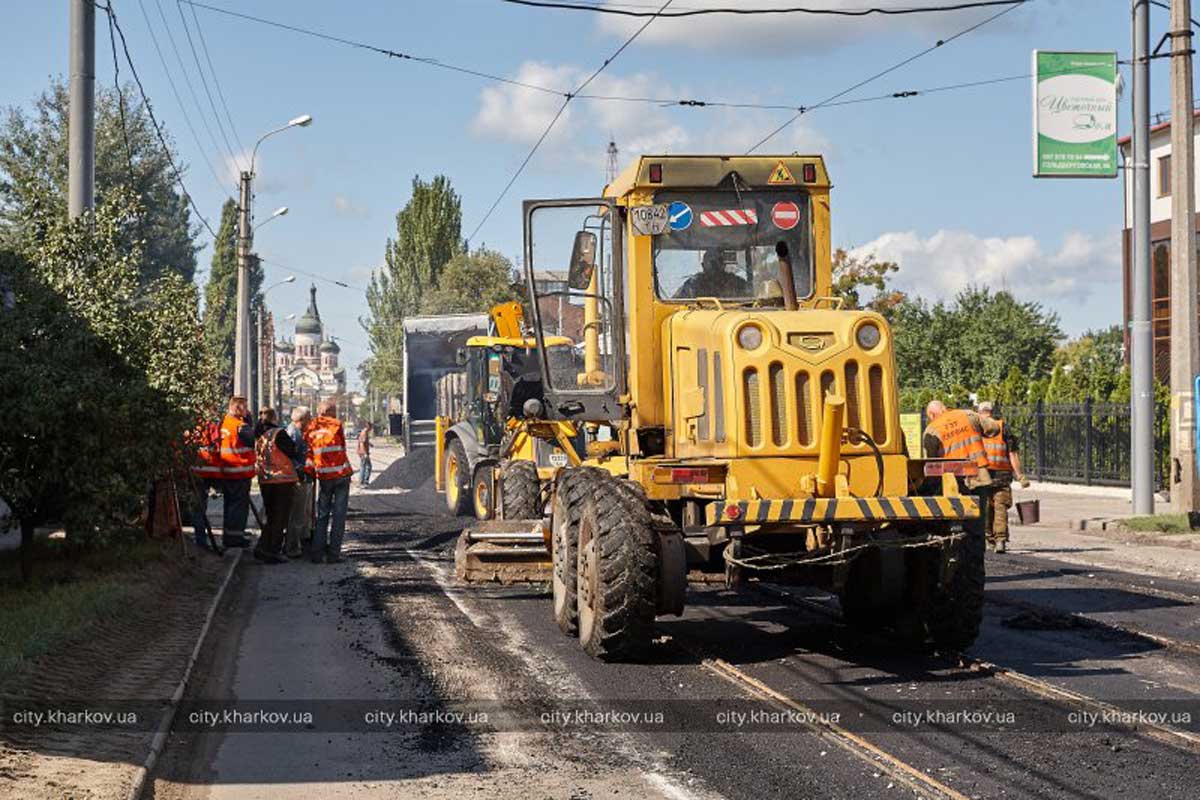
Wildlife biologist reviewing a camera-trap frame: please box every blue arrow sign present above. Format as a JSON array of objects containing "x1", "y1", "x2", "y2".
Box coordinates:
[{"x1": 668, "y1": 201, "x2": 692, "y2": 231}]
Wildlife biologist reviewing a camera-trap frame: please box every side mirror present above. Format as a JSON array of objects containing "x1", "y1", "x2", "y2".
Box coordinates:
[
  {"x1": 455, "y1": 347, "x2": 467, "y2": 366},
  {"x1": 568, "y1": 230, "x2": 598, "y2": 290}
]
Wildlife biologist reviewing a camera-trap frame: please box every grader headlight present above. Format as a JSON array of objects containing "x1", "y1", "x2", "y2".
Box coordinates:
[
  {"x1": 855, "y1": 321, "x2": 882, "y2": 350},
  {"x1": 736, "y1": 324, "x2": 764, "y2": 351}
]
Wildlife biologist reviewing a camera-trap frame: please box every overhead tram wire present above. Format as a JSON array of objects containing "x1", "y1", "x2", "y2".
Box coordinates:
[
  {"x1": 153, "y1": 0, "x2": 231, "y2": 180},
  {"x1": 467, "y1": 0, "x2": 677, "y2": 242},
  {"x1": 103, "y1": 2, "x2": 220, "y2": 240},
  {"x1": 182, "y1": 0, "x2": 564, "y2": 97},
  {"x1": 174, "y1": 0, "x2": 241, "y2": 169},
  {"x1": 136, "y1": 0, "x2": 230, "y2": 196},
  {"x1": 259, "y1": 257, "x2": 368, "y2": 293},
  {"x1": 185, "y1": 0, "x2": 246, "y2": 159},
  {"x1": 747, "y1": 0, "x2": 1030, "y2": 153},
  {"x1": 500, "y1": 0, "x2": 1028, "y2": 18}
]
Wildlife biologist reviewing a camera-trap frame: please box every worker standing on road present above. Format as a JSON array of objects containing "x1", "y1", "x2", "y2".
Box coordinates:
[
  {"x1": 218, "y1": 396, "x2": 256, "y2": 548},
  {"x1": 285, "y1": 406, "x2": 315, "y2": 559},
  {"x1": 357, "y1": 422, "x2": 374, "y2": 488},
  {"x1": 923, "y1": 400, "x2": 1001, "y2": 544},
  {"x1": 253, "y1": 407, "x2": 298, "y2": 564},
  {"x1": 977, "y1": 401, "x2": 1029, "y2": 554},
  {"x1": 306, "y1": 399, "x2": 354, "y2": 564},
  {"x1": 187, "y1": 418, "x2": 223, "y2": 550}
]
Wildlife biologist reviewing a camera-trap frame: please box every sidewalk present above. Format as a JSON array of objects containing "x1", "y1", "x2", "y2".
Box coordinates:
[{"x1": 1009, "y1": 487, "x2": 1200, "y2": 583}]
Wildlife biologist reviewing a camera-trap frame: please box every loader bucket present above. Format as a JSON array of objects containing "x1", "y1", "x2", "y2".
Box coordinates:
[{"x1": 454, "y1": 520, "x2": 551, "y2": 584}]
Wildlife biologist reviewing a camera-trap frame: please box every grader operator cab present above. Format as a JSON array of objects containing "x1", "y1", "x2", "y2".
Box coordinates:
[{"x1": 510, "y1": 155, "x2": 985, "y2": 661}]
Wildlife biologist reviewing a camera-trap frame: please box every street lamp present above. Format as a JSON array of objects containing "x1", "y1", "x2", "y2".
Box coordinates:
[
  {"x1": 273, "y1": 312, "x2": 297, "y2": 410},
  {"x1": 254, "y1": 206, "x2": 289, "y2": 232},
  {"x1": 256, "y1": 276, "x2": 296, "y2": 412},
  {"x1": 234, "y1": 114, "x2": 313, "y2": 402}
]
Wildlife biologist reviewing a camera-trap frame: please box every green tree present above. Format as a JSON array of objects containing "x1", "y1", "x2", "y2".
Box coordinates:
[
  {"x1": 0, "y1": 79, "x2": 199, "y2": 283},
  {"x1": 1051, "y1": 325, "x2": 1124, "y2": 401},
  {"x1": 363, "y1": 175, "x2": 463, "y2": 392},
  {"x1": 0, "y1": 191, "x2": 219, "y2": 580},
  {"x1": 202, "y1": 199, "x2": 262, "y2": 390},
  {"x1": 830, "y1": 248, "x2": 904, "y2": 314},
  {"x1": 422, "y1": 248, "x2": 518, "y2": 315}
]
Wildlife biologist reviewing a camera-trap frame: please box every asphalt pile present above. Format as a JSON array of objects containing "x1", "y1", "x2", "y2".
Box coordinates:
[{"x1": 369, "y1": 446, "x2": 436, "y2": 492}]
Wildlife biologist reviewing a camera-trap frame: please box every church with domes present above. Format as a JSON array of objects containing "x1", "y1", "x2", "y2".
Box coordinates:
[{"x1": 274, "y1": 284, "x2": 346, "y2": 407}]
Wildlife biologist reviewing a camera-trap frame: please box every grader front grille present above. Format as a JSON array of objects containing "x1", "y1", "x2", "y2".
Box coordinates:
[{"x1": 740, "y1": 360, "x2": 890, "y2": 452}]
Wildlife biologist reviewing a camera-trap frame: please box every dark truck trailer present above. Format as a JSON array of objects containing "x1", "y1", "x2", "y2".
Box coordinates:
[{"x1": 401, "y1": 312, "x2": 488, "y2": 450}]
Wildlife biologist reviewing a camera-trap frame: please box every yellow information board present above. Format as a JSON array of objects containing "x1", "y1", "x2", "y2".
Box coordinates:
[{"x1": 899, "y1": 413, "x2": 922, "y2": 456}]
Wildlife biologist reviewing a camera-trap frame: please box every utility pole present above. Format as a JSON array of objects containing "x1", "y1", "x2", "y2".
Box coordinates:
[
  {"x1": 67, "y1": 0, "x2": 95, "y2": 219},
  {"x1": 1170, "y1": 0, "x2": 1200, "y2": 515},
  {"x1": 1131, "y1": 0, "x2": 1156, "y2": 515},
  {"x1": 234, "y1": 171, "x2": 253, "y2": 403}
]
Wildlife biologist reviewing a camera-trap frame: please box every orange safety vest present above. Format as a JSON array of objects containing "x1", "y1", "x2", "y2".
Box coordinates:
[
  {"x1": 306, "y1": 416, "x2": 353, "y2": 480},
  {"x1": 189, "y1": 421, "x2": 223, "y2": 479},
  {"x1": 983, "y1": 419, "x2": 1012, "y2": 473},
  {"x1": 256, "y1": 427, "x2": 299, "y2": 484},
  {"x1": 219, "y1": 413, "x2": 256, "y2": 480},
  {"x1": 926, "y1": 409, "x2": 988, "y2": 471}
]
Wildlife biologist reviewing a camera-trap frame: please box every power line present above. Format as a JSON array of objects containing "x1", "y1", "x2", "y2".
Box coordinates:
[
  {"x1": 152, "y1": 0, "x2": 231, "y2": 181},
  {"x1": 173, "y1": 0, "x2": 241, "y2": 169},
  {"x1": 102, "y1": 2, "x2": 220, "y2": 240},
  {"x1": 184, "y1": 0, "x2": 245, "y2": 159},
  {"x1": 136, "y1": 0, "x2": 230, "y2": 196},
  {"x1": 468, "y1": 0, "x2": 676, "y2": 241},
  {"x1": 104, "y1": 7, "x2": 134, "y2": 175},
  {"x1": 182, "y1": 0, "x2": 565, "y2": 97},
  {"x1": 501, "y1": 0, "x2": 1026, "y2": 18},
  {"x1": 747, "y1": 0, "x2": 1028, "y2": 152},
  {"x1": 259, "y1": 257, "x2": 369, "y2": 292}
]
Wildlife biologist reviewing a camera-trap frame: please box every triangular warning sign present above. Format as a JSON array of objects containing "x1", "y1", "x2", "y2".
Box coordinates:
[{"x1": 767, "y1": 160, "x2": 796, "y2": 185}]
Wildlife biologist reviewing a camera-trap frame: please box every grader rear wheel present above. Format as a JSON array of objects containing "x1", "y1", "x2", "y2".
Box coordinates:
[
  {"x1": 924, "y1": 518, "x2": 986, "y2": 651},
  {"x1": 576, "y1": 474, "x2": 657, "y2": 661}
]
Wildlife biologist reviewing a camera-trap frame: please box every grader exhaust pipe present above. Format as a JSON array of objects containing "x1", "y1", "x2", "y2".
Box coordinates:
[{"x1": 815, "y1": 394, "x2": 845, "y2": 498}]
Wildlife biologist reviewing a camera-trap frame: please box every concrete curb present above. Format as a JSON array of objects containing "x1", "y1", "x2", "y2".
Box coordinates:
[{"x1": 126, "y1": 547, "x2": 243, "y2": 800}]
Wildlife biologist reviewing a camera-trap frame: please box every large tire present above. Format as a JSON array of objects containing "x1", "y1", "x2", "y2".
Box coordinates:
[
  {"x1": 838, "y1": 549, "x2": 894, "y2": 632},
  {"x1": 472, "y1": 465, "x2": 495, "y2": 520},
  {"x1": 550, "y1": 467, "x2": 604, "y2": 636},
  {"x1": 500, "y1": 460, "x2": 541, "y2": 520},
  {"x1": 444, "y1": 438, "x2": 472, "y2": 517},
  {"x1": 925, "y1": 518, "x2": 986, "y2": 651},
  {"x1": 576, "y1": 474, "x2": 658, "y2": 661}
]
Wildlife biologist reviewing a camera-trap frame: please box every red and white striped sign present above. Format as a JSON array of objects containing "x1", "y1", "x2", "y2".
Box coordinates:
[
  {"x1": 699, "y1": 208, "x2": 758, "y2": 227},
  {"x1": 771, "y1": 201, "x2": 800, "y2": 231}
]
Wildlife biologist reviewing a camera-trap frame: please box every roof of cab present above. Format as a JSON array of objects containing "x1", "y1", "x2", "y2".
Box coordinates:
[{"x1": 604, "y1": 154, "x2": 830, "y2": 198}]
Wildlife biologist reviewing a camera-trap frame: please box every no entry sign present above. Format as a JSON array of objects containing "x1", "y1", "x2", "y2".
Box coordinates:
[{"x1": 771, "y1": 201, "x2": 800, "y2": 231}]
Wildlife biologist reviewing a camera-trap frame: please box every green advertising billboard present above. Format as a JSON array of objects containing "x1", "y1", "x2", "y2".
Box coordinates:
[{"x1": 1032, "y1": 51, "x2": 1118, "y2": 178}]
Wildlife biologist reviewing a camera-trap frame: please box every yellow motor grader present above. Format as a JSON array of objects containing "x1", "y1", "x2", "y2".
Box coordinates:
[{"x1": 464, "y1": 155, "x2": 985, "y2": 661}]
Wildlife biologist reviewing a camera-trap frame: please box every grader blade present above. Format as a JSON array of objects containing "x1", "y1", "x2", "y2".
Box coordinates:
[{"x1": 454, "y1": 520, "x2": 551, "y2": 584}]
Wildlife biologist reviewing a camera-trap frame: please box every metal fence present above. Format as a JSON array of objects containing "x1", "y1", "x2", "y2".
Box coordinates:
[{"x1": 973, "y1": 401, "x2": 1168, "y2": 488}]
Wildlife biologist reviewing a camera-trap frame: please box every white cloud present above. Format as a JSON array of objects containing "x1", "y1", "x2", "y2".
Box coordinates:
[
  {"x1": 593, "y1": 0, "x2": 1023, "y2": 54},
  {"x1": 472, "y1": 60, "x2": 828, "y2": 162},
  {"x1": 333, "y1": 194, "x2": 369, "y2": 219},
  {"x1": 849, "y1": 228, "x2": 1121, "y2": 303}
]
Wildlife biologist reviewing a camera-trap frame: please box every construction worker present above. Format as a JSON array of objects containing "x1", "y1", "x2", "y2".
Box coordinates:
[
  {"x1": 219, "y1": 396, "x2": 256, "y2": 548},
  {"x1": 306, "y1": 398, "x2": 354, "y2": 563},
  {"x1": 285, "y1": 406, "x2": 315, "y2": 559},
  {"x1": 253, "y1": 407, "x2": 298, "y2": 564},
  {"x1": 977, "y1": 401, "x2": 1030, "y2": 554},
  {"x1": 187, "y1": 417, "x2": 223, "y2": 550},
  {"x1": 923, "y1": 399, "x2": 1001, "y2": 545}
]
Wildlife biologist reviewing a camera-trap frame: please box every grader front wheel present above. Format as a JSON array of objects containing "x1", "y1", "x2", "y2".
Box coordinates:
[
  {"x1": 575, "y1": 475, "x2": 657, "y2": 661},
  {"x1": 500, "y1": 460, "x2": 541, "y2": 520}
]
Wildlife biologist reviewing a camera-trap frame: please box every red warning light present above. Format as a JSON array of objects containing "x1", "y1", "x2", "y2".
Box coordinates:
[
  {"x1": 725, "y1": 504, "x2": 742, "y2": 520},
  {"x1": 649, "y1": 163, "x2": 663, "y2": 183},
  {"x1": 802, "y1": 163, "x2": 817, "y2": 183}
]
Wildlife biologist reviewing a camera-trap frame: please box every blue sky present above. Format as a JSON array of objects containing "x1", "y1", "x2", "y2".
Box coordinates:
[{"x1": 3, "y1": 1, "x2": 1158, "y2": 388}]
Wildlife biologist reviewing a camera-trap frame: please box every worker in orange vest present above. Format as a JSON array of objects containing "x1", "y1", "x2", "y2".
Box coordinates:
[
  {"x1": 978, "y1": 401, "x2": 1029, "y2": 554},
  {"x1": 305, "y1": 398, "x2": 354, "y2": 563},
  {"x1": 923, "y1": 399, "x2": 1002, "y2": 545},
  {"x1": 284, "y1": 405, "x2": 315, "y2": 559},
  {"x1": 219, "y1": 395, "x2": 256, "y2": 548},
  {"x1": 253, "y1": 407, "x2": 300, "y2": 563},
  {"x1": 187, "y1": 418, "x2": 222, "y2": 550}
]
